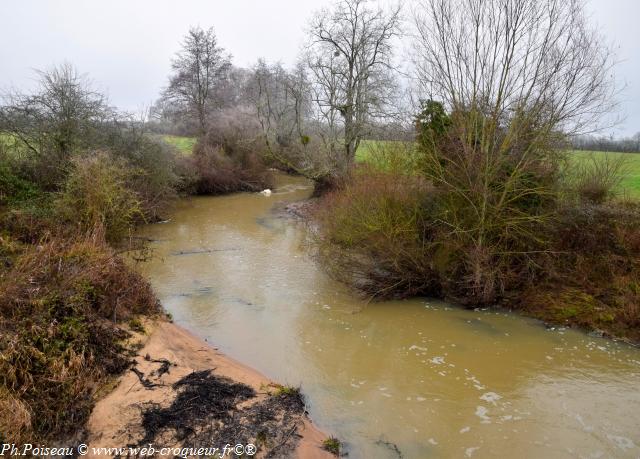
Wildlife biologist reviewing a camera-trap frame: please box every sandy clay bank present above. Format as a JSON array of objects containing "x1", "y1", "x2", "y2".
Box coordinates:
[{"x1": 85, "y1": 320, "x2": 332, "y2": 458}]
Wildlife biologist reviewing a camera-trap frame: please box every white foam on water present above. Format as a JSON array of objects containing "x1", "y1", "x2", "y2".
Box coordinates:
[
  {"x1": 475, "y1": 406, "x2": 491, "y2": 423},
  {"x1": 409, "y1": 344, "x2": 428, "y2": 352},
  {"x1": 479, "y1": 392, "x2": 502, "y2": 405},
  {"x1": 607, "y1": 434, "x2": 636, "y2": 451},
  {"x1": 465, "y1": 446, "x2": 480, "y2": 457}
]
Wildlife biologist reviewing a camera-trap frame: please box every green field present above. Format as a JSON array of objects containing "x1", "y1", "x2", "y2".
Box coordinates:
[
  {"x1": 160, "y1": 135, "x2": 197, "y2": 155},
  {"x1": 356, "y1": 140, "x2": 640, "y2": 199},
  {"x1": 568, "y1": 150, "x2": 640, "y2": 198}
]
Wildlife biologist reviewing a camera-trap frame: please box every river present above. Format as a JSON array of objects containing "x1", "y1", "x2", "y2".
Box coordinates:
[{"x1": 135, "y1": 173, "x2": 640, "y2": 458}]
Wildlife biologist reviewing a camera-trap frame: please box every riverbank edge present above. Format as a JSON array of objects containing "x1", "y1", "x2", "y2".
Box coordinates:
[
  {"x1": 285, "y1": 199, "x2": 640, "y2": 347},
  {"x1": 86, "y1": 319, "x2": 333, "y2": 458}
]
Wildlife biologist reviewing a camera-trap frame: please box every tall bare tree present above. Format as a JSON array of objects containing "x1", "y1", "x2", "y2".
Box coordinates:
[
  {"x1": 413, "y1": 0, "x2": 617, "y2": 139},
  {"x1": 307, "y1": 0, "x2": 402, "y2": 174},
  {"x1": 163, "y1": 27, "x2": 231, "y2": 135},
  {"x1": 246, "y1": 61, "x2": 311, "y2": 149}
]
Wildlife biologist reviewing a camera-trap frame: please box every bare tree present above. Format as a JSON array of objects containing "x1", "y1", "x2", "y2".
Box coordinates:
[
  {"x1": 412, "y1": 0, "x2": 617, "y2": 139},
  {"x1": 307, "y1": 0, "x2": 402, "y2": 175},
  {"x1": 163, "y1": 27, "x2": 231, "y2": 135},
  {"x1": 242, "y1": 59, "x2": 330, "y2": 178},
  {"x1": 246, "y1": 61, "x2": 313, "y2": 147},
  {"x1": 0, "y1": 62, "x2": 112, "y2": 160}
]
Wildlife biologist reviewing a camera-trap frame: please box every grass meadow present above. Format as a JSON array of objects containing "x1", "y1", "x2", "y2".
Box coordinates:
[
  {"x1": 356, "y1": 139, "x2": 640, "y2": 199},
  {"x1": 160, "y1": 135, "x2": 197, "y2": 155}
]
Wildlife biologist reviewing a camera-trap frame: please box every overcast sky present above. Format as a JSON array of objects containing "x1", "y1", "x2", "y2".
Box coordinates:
[{"x1": 1, "y1": 0, "x2": 638, "y2": 136}]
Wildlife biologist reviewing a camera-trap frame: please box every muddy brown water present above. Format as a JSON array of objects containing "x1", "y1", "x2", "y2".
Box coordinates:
[{"x1": 135, "y1": 174, "x2": 640, "y2": 458}]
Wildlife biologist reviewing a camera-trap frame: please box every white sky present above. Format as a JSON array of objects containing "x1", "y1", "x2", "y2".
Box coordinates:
[{"x1": 1, "y1": 0, "x2": 638, "y2": 136}]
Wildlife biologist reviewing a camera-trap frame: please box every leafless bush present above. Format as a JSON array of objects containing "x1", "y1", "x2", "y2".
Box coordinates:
[
  {"x1": 570, "y1": 153, "x2": 629, "y2": 203},
  {"x1": 174, "y1": 108, "x2": 273, "y2": 195}
]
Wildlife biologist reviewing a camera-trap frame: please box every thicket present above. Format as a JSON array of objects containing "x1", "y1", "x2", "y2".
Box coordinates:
[
  {"x1": 176, "y1": 108, "x2": 274, "y2": 194},
  {"x1": 315, "y1": 102, "x2": 640, "y2": 342}
]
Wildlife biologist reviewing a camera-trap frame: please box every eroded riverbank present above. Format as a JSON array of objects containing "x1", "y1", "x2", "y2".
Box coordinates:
[{"x1": 134, "y1": 174, "x2": 640, "y2": 458}]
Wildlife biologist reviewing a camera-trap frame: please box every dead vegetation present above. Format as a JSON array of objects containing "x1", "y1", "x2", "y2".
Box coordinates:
[
  {"x1": 113, "y1": 363, "x2": 312, "y2": 457},
  {"x1": 0, "y1": 232, "x2": 160, "y2": 444},
  {"x1": 175, "y1": 111, "x2": 274, "y2": 195}
]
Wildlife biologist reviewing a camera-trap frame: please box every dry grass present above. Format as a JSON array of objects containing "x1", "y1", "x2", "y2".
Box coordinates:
[
  {"x1": 516, "y1": 202, "x2": 640, "y2": 342},
  {"x1": 0, "y1": 230, "x2": 160, "y2": 443},
  {"x1": 315, "y1": 168, "x2": 440, "y2": 299}
]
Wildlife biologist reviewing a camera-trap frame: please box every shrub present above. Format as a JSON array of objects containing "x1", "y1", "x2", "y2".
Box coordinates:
[
  {"x1": 322, "y1": 437, "x2": 341, "y2": 456},
  {"x1": 516, "y1": 202, "x2": 640, "y2": 341},
  {"x1": 202, "y1": 107, "x2": 266, "y2": 159},
  {"x1": 108, "y1": 132, "x2": 178, "y2": 220},
  {"x1": 175, "y1": 109, "x2": 274, "y2": 195},
  {"x1": 315, "y1": 168, "x2": 440, "y2": 298},
  {"x1": 358, "y1": 141, "x2": 420, "y2": 175},
  {"x1": 0, "y1": 236, "x2": 160, "y2": 443},
  {"x1": 567, "y1": 152, "x2": 628, "y2": 204},
  {"x1": 179, "y1": 144, "x2": 273, "y2": 195},
  {"x1": 0, "y1": 146, "x2": 43, "y2": 207},
  {"x1": 55, "y1": 152, "x2": 143, "y2": 243}
]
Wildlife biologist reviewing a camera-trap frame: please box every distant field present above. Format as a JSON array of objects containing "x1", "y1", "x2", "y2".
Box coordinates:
[
  {"x1": 569, "y1": 150, "x2": 640, "y2": 198},
  {"x1": 356, "y1": 140, "x2": 640, "y2": 199},
  {"x1": 161, "y1": 135, "x2": 197, "y2": 155}
]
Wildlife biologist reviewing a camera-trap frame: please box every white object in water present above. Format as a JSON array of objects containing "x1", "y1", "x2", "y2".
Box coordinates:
[{"x1": 260, "y1": 189, "x2": 272, "y2": 196}]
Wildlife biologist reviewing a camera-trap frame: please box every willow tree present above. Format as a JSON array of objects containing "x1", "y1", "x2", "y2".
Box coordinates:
[{"x1": 412, "y1": 0, "x2": 617, "y2": 302}]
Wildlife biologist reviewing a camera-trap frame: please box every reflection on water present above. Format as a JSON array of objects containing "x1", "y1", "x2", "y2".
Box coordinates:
[{"x1": 136, "y1": 174, "x2": 640, "y2": 458}]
